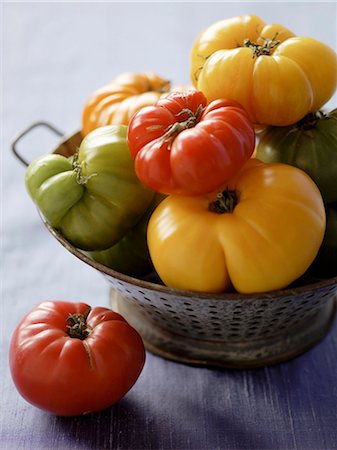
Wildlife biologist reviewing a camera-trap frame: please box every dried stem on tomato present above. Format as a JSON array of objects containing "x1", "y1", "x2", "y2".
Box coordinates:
[
  {"x1": 243, "y1": 33, "x2": 280, "y2": 58},
  {"x1": 162, "y1": 104, "x2": 204, "y2": 149},
  {"x1": 72, "y1": 149, "x2": 97, "y2": 185},
  {"x1": 208, "y1": 189, "x2": 239, "y2": 214},
  {"x1": 66, "y1": 306, "x2": 92, "y2": 340}
]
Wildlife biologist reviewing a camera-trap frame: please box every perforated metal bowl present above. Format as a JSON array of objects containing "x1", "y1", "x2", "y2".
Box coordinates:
[{"x1": 13, "y1": 123, "x2": 337, "y2": 368}]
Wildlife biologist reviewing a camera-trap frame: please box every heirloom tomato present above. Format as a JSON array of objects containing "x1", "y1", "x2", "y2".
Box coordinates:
[
  {"x1": 190, "y1": 15, "x2": 337, "y2": 126},
  {"x1": 90, "y1": 193, "x2": 165, "y2": 277},
  {"x1": 25, "y1": 125, "x2": 154, "y2": 251},
  {"x1": 9, "y1": 301, "x2": 145, "y2": 416},
  {"x1": 127, "y1": 90, "x2": 255, "y2": 195},
  {"x1": 147, "y1": 159, "x2": 325, "y2": 294},
  {"x1": 256, "y1": 109, "x2": 337, "y2": 204},
  {"x1": 82, "y1": 72, "x2": 190, "y2": 136}
]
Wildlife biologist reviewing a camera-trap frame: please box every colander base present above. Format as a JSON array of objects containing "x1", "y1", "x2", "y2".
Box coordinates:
[{"x1": 110, "y1": 288, "x2": 337, "y2": 369}]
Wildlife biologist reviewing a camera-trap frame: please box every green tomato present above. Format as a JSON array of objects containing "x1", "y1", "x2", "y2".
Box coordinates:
[
  {"x1": 25, "y1": 125, "x2": 155, "y2": 251},
  {"x1": 89, "y1": 193, "x2": 165, "y2": 277},
  {"x1": 308, "y1": 202, "x2": 337, "y2": 278},
  {"x1": 256, "y1": 109, "x2": 337, "y2": 203}
]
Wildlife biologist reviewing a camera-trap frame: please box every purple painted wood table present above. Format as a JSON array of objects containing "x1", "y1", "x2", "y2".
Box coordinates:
[{"x1": 2, "y1": 330, "x2": 337, "y2": 449}]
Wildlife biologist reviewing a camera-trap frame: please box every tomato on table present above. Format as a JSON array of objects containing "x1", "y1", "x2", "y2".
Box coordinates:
[
  {"x1": 127, "y1": 90, "x2": 255, "y2": 195},
  {"x1": 9, "y1": 301, "x2": 145, "y2": 416}
]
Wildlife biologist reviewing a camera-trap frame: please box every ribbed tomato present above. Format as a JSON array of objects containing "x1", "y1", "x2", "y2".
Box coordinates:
[
  {"x1": 190, "y1": 15, "x2": 337, "y2": 126},
  {"x1": 256, "y1": 108, "x2": 337, "y2": 204},
  {"x1": 9, "y1": 301, "x2": 145, "y2": 416},
  {"x1": 82, "y1": 72, "x2": 190, "y2": 136},
  {"x1": 25, "y1": 125, "x2": 154, "y2": 251},
  {"x1": 127, "y1": 90, "x2": 255, "y2": 195},
  {"x1": 147, "y1": 159, "x2": 326, "y2": 294}
]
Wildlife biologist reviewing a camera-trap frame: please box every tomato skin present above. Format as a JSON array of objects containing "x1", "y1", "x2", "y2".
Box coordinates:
[
  {"x1": 147, "y1": 159, "x2": 326, "y2": 294},
  {"x1": 25, "y1": 125, "x2": 154, "y2": 251},
  {"x1": 82, "y1": 72, "x2": 171, "y2": 136},
  {"x1": 89, "y1": 193, "x2": 165, "y2": 277},
  {"x1": 82, "y1": 72, "x2": 193, "y2": 136},
  {"x1": 256, "y1": 109, "x2": 337, "y2": 204},
  {"x1": 127, "y1": 91, "x2": 255, "y2": 195},
  {"x1": 9, "y1": 301, "x2": 145, "y2": 417},
  {"x1": 190, "y1": 15, "x2": 337, "y2": 126}
]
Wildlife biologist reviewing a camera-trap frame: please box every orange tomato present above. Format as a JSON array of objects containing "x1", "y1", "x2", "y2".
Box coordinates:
[{"x1": 82, "y1": 72, "x2": 192, "y2": 136}]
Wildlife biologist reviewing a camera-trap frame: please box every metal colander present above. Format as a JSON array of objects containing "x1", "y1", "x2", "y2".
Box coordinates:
[{"x1": 12, "y1": 122, "x2": 337, "y2": 369}]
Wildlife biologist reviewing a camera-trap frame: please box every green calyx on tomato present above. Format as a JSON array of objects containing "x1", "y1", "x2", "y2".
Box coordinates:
[
  {"x1": 25, "y1": 125, "x2": 155, "y2": 251},
  {"x1": 127, "y1": 90, "x2": 255, "y2": 196},
  {"x1": 256, "y1": 108, "x2": 337, "y2": 204}
]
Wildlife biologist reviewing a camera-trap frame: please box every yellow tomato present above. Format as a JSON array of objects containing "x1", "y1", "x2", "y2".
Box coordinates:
[
  {"x1": 190, "y1": 15, "x2": 337, "y2": 126},
  {"x1": 147, "y1": 159, "x2": 326, "y2": 294}
]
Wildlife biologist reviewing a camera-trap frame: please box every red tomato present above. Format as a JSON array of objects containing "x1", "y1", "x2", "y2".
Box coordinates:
[
  {"x1": 127, "y1": 90, "x2": 255, "y2": 195},
  {"x1": 9, "y1": 301, "x2": 145, "y2": 416}
]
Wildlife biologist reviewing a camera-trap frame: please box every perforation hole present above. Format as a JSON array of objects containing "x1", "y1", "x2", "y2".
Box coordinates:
[
  {"x1": 213, "y1": 332, "x2": 223, "y2": 337},
  {"x1": 163, "y1": 303, "x2": 173, "y2": 309}
]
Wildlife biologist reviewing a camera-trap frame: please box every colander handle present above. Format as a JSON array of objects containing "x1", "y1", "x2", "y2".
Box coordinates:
[{"x1": 11, "y1": 121, "x2": 64, "y2": 167}]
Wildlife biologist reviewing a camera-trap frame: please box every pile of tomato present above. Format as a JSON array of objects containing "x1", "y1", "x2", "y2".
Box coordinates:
[
  {"x1": 25, "y1": 14, "x2": 337, "y2": 293},
  {"x1": 9, "y1": 15, "x2": 337, "y2": 416}
]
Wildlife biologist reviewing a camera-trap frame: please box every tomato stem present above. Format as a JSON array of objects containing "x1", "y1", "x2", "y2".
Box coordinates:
[
  {"x1": 66, "y1": 306, "x2": 92, "y2": 340},
  {"x1": 209, "y1": 189, "x2": 239, "y2": 214},
  {"x1": 162, "y1": 104, "x2": 204, "y2": 149},
  {"x1": 243, "y1": 33, "x2": 280, "y2": 58},
  {"x1": 293, "y1": 110, "x2": 327, "y2": 131},
  {"x1": 72, "y1": 150, "x2": 97, "y2": 185}
]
